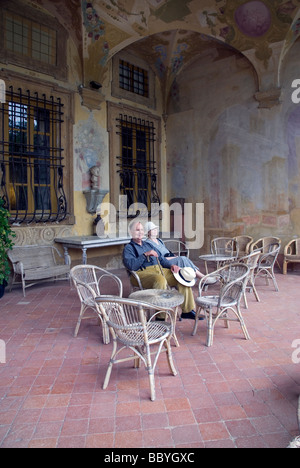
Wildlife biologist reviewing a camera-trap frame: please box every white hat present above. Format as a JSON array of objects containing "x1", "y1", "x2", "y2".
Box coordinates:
[
  {"x1": 144, "y1": 221, "x2": 159, "y2": 233},
  {"x1": 173, "y1": 267, "x2": 196, "y2": 287}
]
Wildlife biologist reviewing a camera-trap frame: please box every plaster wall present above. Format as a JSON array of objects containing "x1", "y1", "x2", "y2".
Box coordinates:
[{"x1": 166, "y1": 45, "x2": 300, "y2": 252}]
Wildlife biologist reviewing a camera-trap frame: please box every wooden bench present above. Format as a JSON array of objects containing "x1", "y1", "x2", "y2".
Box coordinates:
[{"x1": 8, "y1": 245, "x2": 71, "y2": 296}]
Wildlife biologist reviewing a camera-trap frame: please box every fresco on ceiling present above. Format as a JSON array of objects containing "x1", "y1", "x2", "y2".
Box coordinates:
[
  {"x1": 82, "y1": 0, "x2": 109, "y2": 65},
  {"x1": 154, "y1": 44, "x2": 167, "y2": 78},
  {"x1": 95, "y1": 0, "x2": 193, "y2": 28},
  {"x1": 150, "y1": 0, "x2": 193, "y2": 23},
  {"x1": 83, "y1": 0, "x2": 106, "y2": 41},
  {"x1": 215, "y1": 0, "x2": 298, "y2": 64},
  {"x1": 81, "y1": 0, "x2": 300, "y2": 77},
  {"x1": 234, "y1": 1, "x2": 272, "y2": 38}
]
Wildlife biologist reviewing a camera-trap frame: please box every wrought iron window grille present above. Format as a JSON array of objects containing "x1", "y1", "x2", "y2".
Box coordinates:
[
  {"x1": 116, "y1": 114, "x2": 160, "y2": 214},
  {"x1": 119, "y1": 60, "x2": 149, "y2": 98},
  {"x1": 0, "y1": 85, "x2": 67, "y2": 224}
]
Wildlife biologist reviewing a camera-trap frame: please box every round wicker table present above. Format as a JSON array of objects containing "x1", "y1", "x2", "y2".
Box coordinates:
[
  {"x1": 129, "y1": 289, "x2": 184, "y2": 347},
  {"x1": 199, "y1": 254, "x2": 236, "y2": 274}
]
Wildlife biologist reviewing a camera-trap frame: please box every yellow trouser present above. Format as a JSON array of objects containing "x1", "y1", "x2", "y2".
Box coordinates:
[{"x1": 134, "y1": 265, "x2": 195, "y2": 313}]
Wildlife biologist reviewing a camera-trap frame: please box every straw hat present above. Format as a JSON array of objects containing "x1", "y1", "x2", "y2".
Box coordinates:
[
  {"x1": 144, "y1": 221, "x2": 159, "y2": 233},
  {"x1": 173, "y1": 267, "x2": 196, "y2": 287}
]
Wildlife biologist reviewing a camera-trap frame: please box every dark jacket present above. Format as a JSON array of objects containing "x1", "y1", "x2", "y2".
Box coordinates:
[{"x1": 123, "y1": 239, "x2": 171, "y2": 271}]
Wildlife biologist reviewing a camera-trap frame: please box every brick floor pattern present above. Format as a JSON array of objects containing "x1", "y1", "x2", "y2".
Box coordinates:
[{"x1": 0, "y1": 266, "x2": 299, "y2": 448}]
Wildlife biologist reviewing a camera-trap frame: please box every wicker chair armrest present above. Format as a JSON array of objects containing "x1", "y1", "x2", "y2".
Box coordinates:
[
  {"x1": 245, "y1": 240, "x2": 254, "y2": 254},
  {"x1": 73, "y1": 278, "x2": 99, "y2": 299},
  {"x1": 97, "y1": 273, "x2": 123, "y2": 297},
  {"x1": 198, "y1": 271, "x2": 221, "y2": 296},
  {"x1": 148, "y1": 309, "x2": 174, "y2": 324},
  {"x1": 126, "y1": 269, "x2": 144, "y2": 290},
  {"x1": 250, "y1": 241, "x2": 260, "y2": 251},
  {"x1": 257, "y1": 247, "x2": 279, "y2": 267},
  {"x1": 284, "y1": 239, "x2": 295, "y2": 255}
]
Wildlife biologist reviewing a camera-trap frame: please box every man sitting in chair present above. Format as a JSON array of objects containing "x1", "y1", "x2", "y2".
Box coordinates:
[{"x1": 123, "y1": 220, "x2": 197, "y2": 319}]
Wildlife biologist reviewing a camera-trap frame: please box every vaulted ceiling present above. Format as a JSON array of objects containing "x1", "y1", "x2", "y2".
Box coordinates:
[{"x1": 32, "y1": 0, "x2": 300, "y2": 104}]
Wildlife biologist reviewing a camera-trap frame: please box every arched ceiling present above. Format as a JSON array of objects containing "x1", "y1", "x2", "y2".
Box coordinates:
[
  {"x1": 31, "y1": 0, "x2": 300, "y2": 105},
  {"x1": 124, "y1": 29, "x2": 242, "y2": 111}
]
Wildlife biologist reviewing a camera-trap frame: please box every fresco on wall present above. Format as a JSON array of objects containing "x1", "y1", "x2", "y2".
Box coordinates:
[
  {"x1": 73, "y1": 113, "x2": 108, "y2": 192},
  {"x1": 286, "y1": 106, "x2": 300, "y2": 200}
]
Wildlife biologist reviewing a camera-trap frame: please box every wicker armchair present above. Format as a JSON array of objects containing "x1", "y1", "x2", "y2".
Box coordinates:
[
  {"x1": 250, "y1": 236, "x2": 281, "y2": 271},
  {"x1": 193, "y1": 263, "x2": 250, "y2": 347},
  {"x1": 239, "y1": 251, "x2": 261, "y2": 308},
  {"x1": 254, "y1": 243, "x2": 280, "y2": 292},
  {"x1": 233, "y1": 236, "x2": 253, "y2": 257},
  {"x1": 96, "y1": 296, "x2": 177, "y2": 401},
  {"x1": 70, "y1": 265, "x2": 123, "y2": 344},
  {"x1": 283, "y1": 238, "x2": 300, "y2": 275},
  {"x1": 164, "y1": 239, "x2": 189, "y2": 258},
  {"x1": 250, "y1": 236, "x2": 281, "y2": 253},
  {"x1": 211, "y1": 237, "x2": 238, "y2": 257}
]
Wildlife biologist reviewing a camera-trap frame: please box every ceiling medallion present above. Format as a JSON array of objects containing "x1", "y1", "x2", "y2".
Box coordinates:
[{"x1": 234, "y1": 1, "x2": 272, "y2": 38}]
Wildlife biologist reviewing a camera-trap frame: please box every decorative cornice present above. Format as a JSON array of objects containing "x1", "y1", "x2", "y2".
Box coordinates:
[{"x1": 79, "y1": 87, "x2": 104, "y2": 111}]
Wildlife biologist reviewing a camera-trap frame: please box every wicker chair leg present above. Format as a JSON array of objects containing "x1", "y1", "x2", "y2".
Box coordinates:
[
  {"x1": 283, "y1": 261, "x2": 287, "y2": 275},
  {"x1": 103, "y1": 340, "x2": 117, "y2": 390},
  {"x1": 171, "y1": 307, "x2": 180, "y2": 347},
  {"x1": 271, "y1": 270, "x2": 279, "y2": 292},
  {"x1": 102, "y1": 323, "x2": 110, "y2": 345},
  {"x1": 236, "y1": 306, "x2": 250, "y2": 340},
  {"x1": 74, "y1": 305, "x2": 85, "y2": 337},
  {"x1": 134, "y1": 357, "x2": 141, "y2": 368},
  {"x1": 192, "y1": 307, "x2": 201, "y2": 336},
  {"x1": 250, "y1": 279, "x2": 260, "y2": 302},
  {"x1": 103, "y1": 362, "x2": 113, "y2": 390},
  {"x1": 148, "y1": 369, "x2": 156, "y2": 402},
  {"x1": 206, "y1": 307, "x2": 214, "y2": 347},
  {"x1": 243, "y1": 290, "x2": 248, "y2": 309},
  {"x1": 165, "y1": 339, "x2": 177, "y2": 376},
  {"x1": 224, "y1": 316, "x2": 230, "y2": 329},
  {"x1": 97, "y1": 315, "x2": 110, "y2": 344}
]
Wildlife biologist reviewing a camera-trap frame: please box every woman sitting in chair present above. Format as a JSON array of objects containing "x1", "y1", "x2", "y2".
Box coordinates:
[
  {"x1": 144, "y1": 222, "x2": 215, "y2": 284},
  {"x1": 123, "y1": 220, "x2": 196, "y2": 319}
]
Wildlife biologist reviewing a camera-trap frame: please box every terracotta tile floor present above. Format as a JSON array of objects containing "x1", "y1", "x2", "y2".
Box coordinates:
[{"x1": 0, "y1": 265, "x2": 299, "y2": 448}]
